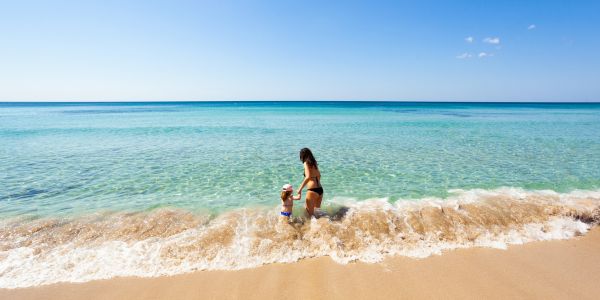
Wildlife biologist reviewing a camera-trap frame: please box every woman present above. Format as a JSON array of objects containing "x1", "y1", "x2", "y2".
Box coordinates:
[{"x1": 296, "y1": 148, "x2": 323, "y2": 216}]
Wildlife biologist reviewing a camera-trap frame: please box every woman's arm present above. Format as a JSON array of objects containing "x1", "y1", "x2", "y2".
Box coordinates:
[{"x1": 297, "y1": 162, "x2": 311, "y2": 195}]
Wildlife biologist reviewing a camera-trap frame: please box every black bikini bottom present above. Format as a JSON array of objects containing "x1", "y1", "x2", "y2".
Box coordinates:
[{"x1": 307, "y1": 187, "x2": 324, "y2": 195}]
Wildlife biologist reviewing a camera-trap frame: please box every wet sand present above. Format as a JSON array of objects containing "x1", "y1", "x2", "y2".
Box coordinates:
[{"x1": 2, "y1": 227, "x2": 600, "y2": 300}]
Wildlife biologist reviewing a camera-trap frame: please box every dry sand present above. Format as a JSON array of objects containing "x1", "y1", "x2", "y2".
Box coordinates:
[{"x1": 2, "y1": 228, "x2": 600, "y2": 300}]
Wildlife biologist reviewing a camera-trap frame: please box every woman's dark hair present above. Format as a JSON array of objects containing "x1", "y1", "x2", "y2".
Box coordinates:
[{"x1": 299, "y1": 148, "x2": 318, "y2": 168}]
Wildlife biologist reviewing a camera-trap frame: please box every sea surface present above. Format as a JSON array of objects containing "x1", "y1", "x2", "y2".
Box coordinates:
[{"x1": 1, "y1": 101, "x2": 600, "y2": 288}]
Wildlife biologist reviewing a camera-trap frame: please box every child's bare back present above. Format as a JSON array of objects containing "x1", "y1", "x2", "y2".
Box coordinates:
[{"x1": 280, "y1": 184, "x2": 301, "y2": 218}]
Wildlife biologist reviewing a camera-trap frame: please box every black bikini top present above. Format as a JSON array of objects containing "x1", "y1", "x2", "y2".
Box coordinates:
[{"x1": 304, "y1": 171, "x2": 320, "y2": 186}]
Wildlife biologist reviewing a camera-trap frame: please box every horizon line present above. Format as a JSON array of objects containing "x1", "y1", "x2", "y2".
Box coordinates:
[{"x1": 1, "y1": 100, "x2": 600, "y2": 104}]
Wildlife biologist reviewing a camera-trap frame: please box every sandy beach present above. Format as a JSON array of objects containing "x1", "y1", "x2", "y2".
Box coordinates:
[
  {"x1": 3, "y1": 0, "x2": 600, "y2": 298},
  {"x1": 1, "y1": 227, "x2": 598, "y2": 300}
]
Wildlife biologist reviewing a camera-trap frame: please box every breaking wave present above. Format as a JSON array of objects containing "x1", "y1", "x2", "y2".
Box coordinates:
[{"x1": 1, "y1": 187, "x2": 600, "y2": 288}]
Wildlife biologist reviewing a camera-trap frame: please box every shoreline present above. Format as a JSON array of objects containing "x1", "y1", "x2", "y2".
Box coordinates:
[{"x1": 3, "y1": 227, "x2": 600, "y2": 300}]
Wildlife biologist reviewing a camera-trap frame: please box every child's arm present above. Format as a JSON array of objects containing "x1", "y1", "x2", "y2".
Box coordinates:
[{"x1": 292, "y1": 194, "x2": 301, "y2": 200}]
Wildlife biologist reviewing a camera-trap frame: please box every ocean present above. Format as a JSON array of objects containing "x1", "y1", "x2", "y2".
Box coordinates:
[{"x1": 1, "y1": 101, "x2": 600, "y2": 288}]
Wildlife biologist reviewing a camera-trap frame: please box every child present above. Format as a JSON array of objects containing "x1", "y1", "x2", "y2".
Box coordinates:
[{"x1": 280, "y1": 184, "x2": 301, "y2": 218}]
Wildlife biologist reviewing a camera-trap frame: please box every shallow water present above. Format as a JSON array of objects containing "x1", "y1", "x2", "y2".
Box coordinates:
[
  {"x1": 1, "y1": 101, "x2": 600, "y2": 288},
  {"x1": 2, "y1": 102, "x2": 600, "y2": 216}
]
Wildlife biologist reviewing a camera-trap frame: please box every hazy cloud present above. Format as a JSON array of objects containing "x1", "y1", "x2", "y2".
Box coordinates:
[
  {"x1": 528, "y1": 24, "x2": 536, "y2": 30},
  {"x1": 478, "y1": 52, "x2": 493, "y2": 58},
  {"x1": 456, "y1": 53, "x2": 473, "y2": 59},
  {"x1": 465, "y1": 36, "x2": 474, "y2": 43},
  {"x1": 483, "y1": 37, "x2": 500, "y2": 44}
]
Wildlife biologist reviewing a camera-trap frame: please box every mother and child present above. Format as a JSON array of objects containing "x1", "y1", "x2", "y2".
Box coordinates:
[{"x1": 280, "y1": 148, "x2": 324, "y2": 219}]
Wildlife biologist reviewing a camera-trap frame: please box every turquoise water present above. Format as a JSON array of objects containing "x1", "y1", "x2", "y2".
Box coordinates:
[
  {"x1": 2, "y1": 101, "x2": 600, "y2": 217},
  {"x1": 3, "y1": 101, "x2": 600, "y2": 288}
]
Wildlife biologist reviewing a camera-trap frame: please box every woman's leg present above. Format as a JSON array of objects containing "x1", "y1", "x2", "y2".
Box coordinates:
[
  {"x1": 305, "y1": 191, "x2": 318, "y2": 216},
  {"x1": 315, "y1": 193, "x2": 323, "y2": 209}
]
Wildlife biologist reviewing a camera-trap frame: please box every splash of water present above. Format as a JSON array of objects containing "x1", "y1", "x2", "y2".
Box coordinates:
[{"x1": 1, "y1": 187, "x2": 599, "y2": 288}]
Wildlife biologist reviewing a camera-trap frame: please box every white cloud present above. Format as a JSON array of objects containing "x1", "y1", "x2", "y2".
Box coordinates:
[
  {"x1": 456, "y1": 53, "x2": 472, "y2": 59},
  {"x1": 465, "y1": 36, "x2": 474, "y2": 43},
  {"x1": 478, "y1": 52, "x2": 493, "y2": 58},
  {"x1": 528, "y1": 24, "x2": 536, "y2": 30},
  {"x1": 483, "y1": 37, "x2": 500, "y2": 44}
]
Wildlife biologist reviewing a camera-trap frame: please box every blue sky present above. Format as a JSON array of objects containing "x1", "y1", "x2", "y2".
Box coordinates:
[{"x1": 1, "y1": 0, "x2": 599, "y2": 102}]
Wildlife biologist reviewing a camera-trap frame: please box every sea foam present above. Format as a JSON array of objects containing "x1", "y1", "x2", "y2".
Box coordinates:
[{"x1": 1, "y1": 187, "x2": 599, "y2": 288}]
